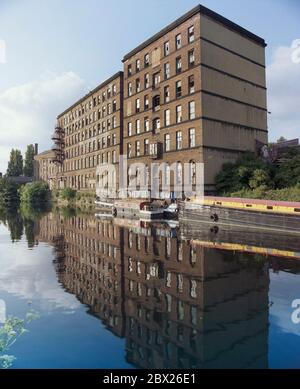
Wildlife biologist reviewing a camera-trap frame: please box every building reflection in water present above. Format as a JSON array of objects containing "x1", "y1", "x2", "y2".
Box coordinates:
[{"x1": 35, "y1": 213, "x2": 270, "y2": 369}]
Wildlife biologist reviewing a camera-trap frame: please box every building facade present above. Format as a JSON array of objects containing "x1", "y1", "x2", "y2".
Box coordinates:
[
  {"x1": 55, "y1": 71, "x2": 124, "y2": 193},
  {"x1": 34, "y1": 149, "x2": 58, "y2": 189},
  {"x1": 122, "y1": 5, "x2": 267, "y2": 195},
  {"x1": 40, "y1": 4, "x2": 267, "y2": 196}
]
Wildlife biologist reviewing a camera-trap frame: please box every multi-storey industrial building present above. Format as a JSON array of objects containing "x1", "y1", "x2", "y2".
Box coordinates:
[
  {"x1": 36, "y1": 4, "x2": 267, "y2": 196},
  {"x1": 122, "y1": 4, "x2": 267, "y2": 194},
  {"x1": 54, "y1": 71, "x2": 123, "y2": 192}
]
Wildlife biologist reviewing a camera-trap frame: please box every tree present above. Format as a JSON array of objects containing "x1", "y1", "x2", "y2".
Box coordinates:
[
  {"x1": 249, "y1": 169, "x2": 271, "y2": 190},
  {"x1": 215, "y1": 152, "x2": 271, "y2": 194},
  {"x1": 277, "y1": 136, "x2": 287, "y2": 143},
  {"x1": 0, "y1": 178, "x2": 20, "y2": 207},
  {"x1": 6, "y1": 149, "x2": 23, "y2": 177},
  {"x1": 20, "y1": 181, "x2": 50, "y2": 207},
  {"x1": 23, "y1": 144, "x2": 35, "y2": 177}
]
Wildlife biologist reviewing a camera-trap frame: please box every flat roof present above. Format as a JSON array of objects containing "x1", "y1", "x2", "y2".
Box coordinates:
[
  {"x1": 57, "y1": 71, "x2": 123, "y2": 118},
  {"x1": 122, "y1": 4, "x2": 266, "y2": 62}
]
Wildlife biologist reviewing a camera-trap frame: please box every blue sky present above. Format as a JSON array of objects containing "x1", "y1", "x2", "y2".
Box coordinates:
[{"x1": 0, "y1": 0, "x2": 299, "y2": 172}]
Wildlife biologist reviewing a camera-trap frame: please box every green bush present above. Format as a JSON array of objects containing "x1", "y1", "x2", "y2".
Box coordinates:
[
  {"x1": 60, "y1": 187, "x2": 77, "y2": 201},
  {"x1": 20, "y1": 182, "x2": 50, "y2": 207},
  {"x1": 215, "y1": 152, "x2": 271, "y2": 194},
  {"x1": 0, "y1": 178, "x2": 20, "y2": 208}
]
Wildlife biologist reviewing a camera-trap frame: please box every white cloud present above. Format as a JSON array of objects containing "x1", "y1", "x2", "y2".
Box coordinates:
[
  {"x1": 0, "y1": 71, "x2": 87, "y2": 173},
  {"x1": 0, "y1": 224, "x2": 80, "y2": 312},
  {"x1": 267, "y1": 42, "x2": 300, "y2": 141}
]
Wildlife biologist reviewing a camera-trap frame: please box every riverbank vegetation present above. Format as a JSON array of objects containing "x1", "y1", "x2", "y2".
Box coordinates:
[
  {"x1": 20, "y1": 181, "x2": 51, "y2": 207},
  {"x1": 216, "y1": 149, "x2": 300, "y2": 201},
  {"x1": 0, "y1": 178, "x2": 20, "y2": 208},
  {"x1": 52, "y1": 189, "x2": 96, "y2": 211}
]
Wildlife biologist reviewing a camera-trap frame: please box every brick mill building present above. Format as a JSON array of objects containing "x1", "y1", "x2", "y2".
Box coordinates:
[
  {"x1": 54, "y1": 71, "x2": 124, "y2": 192},
  {"x1": 37, "y1": 4, "x2": 268, "y2": 196}
]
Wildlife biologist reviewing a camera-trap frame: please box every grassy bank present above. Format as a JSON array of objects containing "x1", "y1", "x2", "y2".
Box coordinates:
[{"x1": 51, "y1": 188, "x2": 96, "y2": 211}]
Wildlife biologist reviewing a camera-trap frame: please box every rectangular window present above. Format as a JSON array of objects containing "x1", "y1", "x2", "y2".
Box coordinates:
[
  {"x1": 176, "y1": 131, "x2": 182, "y2": 150},
  {"x1": 164, "y1": 86, "x2": 170, "y2": 103},
  {"x1": 164, "y1": 109, "x2": 170, "y2": 126},
  {"x1": 164, "y1": 134, "x2": 170, "y2": 152},
  {"x1": 189, "y1": 101, "x2": 195, "y2": 120},
  {"x1": 175, "y1": 34, "x2": 181, "y2": 49},
  {"x1": 144, "y1": 139, "x2": 149, "y2": 155},
  {"x1": 144, "y1": 95, "x2": 149, "y2": 110},
  {"x1": 164, "y1": 62, "x2": 170, "y2": 79},
  {"x1": 176, "y1": 105, "x2": 182, "y2": 123},
  {"x1": 144, "y1": 117, "x2": 150, "y2": 132},
  {"x1": 127, "y1": 143, "x2": 132, "y2": 158},
  {"x1": 135, "y1": 98, "x2": 140, "y2": 113},
  {"x1": 153, "y1": 72, "x2": 160, "y2": 87},
  {"x1": 136, "y1": 141, "x2": 140, "y2": 156},
  {"x1": 153, "y1": 118, "x2": 160, "y2": 131},
  {"x1": 164, "y1": 41, "x2": 170, "y2": 56},
  {"x1": 144, "y1": 73, "x2": 150, "y2": 88},
  {"x1": 188, "y1": 25, "x2": 195, "y2": 43},
  {"x1": 176, "y1": 80, "x2": 182, "y2": 98},
  {"x1": 136, "y1": 78, "x2": 141, "y2": 93},
  {"x1": 136, "y1": 59, "x2": 140, "y2": 72},
  {"x1": 176, "y1": 56, "x2": 182, "y2": 74},
  {"x1": 128, "y1": 122, "x2": 132, "y2": 136},
  {"x1": 188, "y1": 75, "x2": 195, "y2": 94},
  {"x1": 189, "y1": 128, "x2": 195, "y2": 147},
  {"x1": 144, "y1": 53, "x2": 150, "y2": 67},
  {"x1": 136, "y1": 119, "x2": 141, "y2": 134},
  {"x1": 188, "y1": 49, "x2": 195, "y2": 67},
  {"x1": 128, "y1": 82, "x2": 132, "y2": 97},
  {"x1": 128, "y1": 64, "x2": 132, "y2": 77}
]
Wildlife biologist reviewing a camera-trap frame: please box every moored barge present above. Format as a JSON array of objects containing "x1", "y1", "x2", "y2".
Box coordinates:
[{"x1": 179, "y1": 196, "x2": 300, "y2": 234}]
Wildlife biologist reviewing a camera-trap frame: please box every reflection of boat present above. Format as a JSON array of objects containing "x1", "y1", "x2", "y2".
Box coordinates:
[
  {"x1": 180, "y1": 220, "x2": 300, "y2": 259},
  {"x1": 163, "y1": 203, "x2": 179, "y2": 219},
  {"x1": 94, "y1": 197, "x2": 113, "y2": 210},
  {"x1": 180, "y1": 196, "x2": 300, "y2": 234},
  {"x1": 95, "y1": 212, "x2": 113, "y2": 219}
]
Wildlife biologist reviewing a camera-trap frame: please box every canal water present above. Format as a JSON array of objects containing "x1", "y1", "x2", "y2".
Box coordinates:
[{"x1": 0, "y1": 208, "x2": 300, "y2": 369}]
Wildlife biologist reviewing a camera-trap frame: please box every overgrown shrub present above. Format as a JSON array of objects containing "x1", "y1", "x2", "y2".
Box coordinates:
[
  {"x1": 60, "y1": 187, "x2": 77, "y2": 201},
  {"x1": 0, "y1": 178, "x2": 20, "y2": 208},
  {"x1": 215, "y1": 153, "x2": 271, "y2": 194},
  {"x1": 20, "y1": 182, "x2": 50, "y2": 207}
]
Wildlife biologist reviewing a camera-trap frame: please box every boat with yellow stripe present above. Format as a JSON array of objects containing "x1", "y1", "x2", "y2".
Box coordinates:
[
  {"x1": 203, "y1": 196, "x2": 300, "y2": 215},
  {"x1": 179, "y1": 196, "x2": 300, "y2": 233}
]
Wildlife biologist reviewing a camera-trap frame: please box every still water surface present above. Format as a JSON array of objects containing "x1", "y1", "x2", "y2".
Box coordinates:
[{"x1": 0, "y1": 209, "x2": 300, "y2": 369}]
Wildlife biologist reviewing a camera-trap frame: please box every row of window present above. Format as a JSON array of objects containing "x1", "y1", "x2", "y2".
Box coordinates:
[
  {"x1": 127, "y1": 128, "x2": 196, "y2": 158},
  {"x1": 65, "y1": 118, "x2": 118, "y2": 147},
  {"x1": 127, "y1": 25, "x2": 195, "y2": 77},
  {"x1": 65, "y1": 150, "x2": 118, "y2": 171},
  {"x1": 66, "y1": 134, "x2": 118, "y2": 158},
  {"x1": 127, "y1": 49, "x2": 195, "y2": 97},
  {"x1": 127, "y1": 100, "x2": 196, "y2": 137},
  {"x1": 130, "y1": 75, "x2": 195, "y2": 117},
  {"x1": 62, "y1": 84, "x2": 118, "y2": 125},
  {"x1": 65, "y1": 101, "x2": 118, "y2": 135}
]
